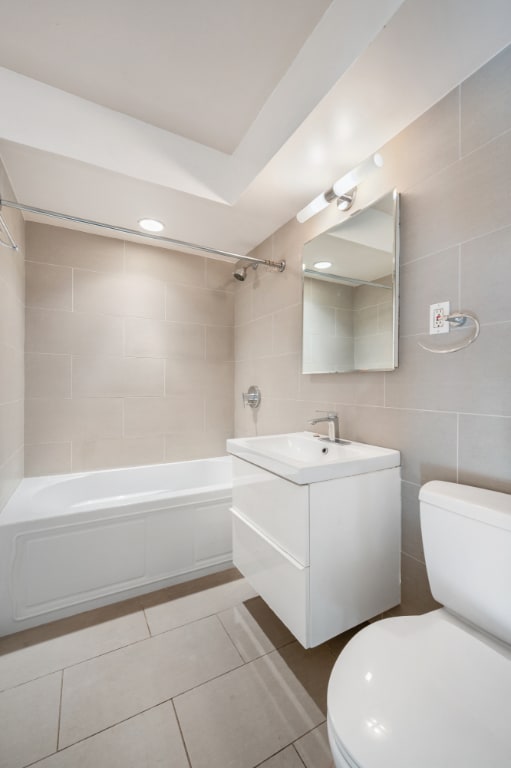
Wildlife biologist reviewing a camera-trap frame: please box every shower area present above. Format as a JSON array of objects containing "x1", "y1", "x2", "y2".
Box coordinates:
[{"x1": 0, "y1": 175, "x2": 286, "y2": 635}]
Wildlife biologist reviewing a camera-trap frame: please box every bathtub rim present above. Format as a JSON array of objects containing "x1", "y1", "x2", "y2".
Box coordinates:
[{"x1": 0, "y1": 455, "x2": 232, "y2": 527}]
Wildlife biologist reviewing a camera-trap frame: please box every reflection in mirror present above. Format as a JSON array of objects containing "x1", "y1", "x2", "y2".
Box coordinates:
[{"x1": 302, "y1": 190, "x2": 399, "y2": 374}]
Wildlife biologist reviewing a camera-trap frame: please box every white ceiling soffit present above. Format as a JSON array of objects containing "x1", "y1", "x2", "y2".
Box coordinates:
[
  {"x1": 0, "y1": 0, "x2": 333, "y2": 155},
  {"x1": 0, "y1": 0, "x2": 510, "y2": 256}
]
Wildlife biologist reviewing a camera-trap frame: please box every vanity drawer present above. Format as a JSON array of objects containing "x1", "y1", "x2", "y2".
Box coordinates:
[
  {"x1": 232, "y1": 457, "x2": 309, "y2": 565},
  {"x1": 232, "y1": 510, "x2": 308, "y2": 647}
]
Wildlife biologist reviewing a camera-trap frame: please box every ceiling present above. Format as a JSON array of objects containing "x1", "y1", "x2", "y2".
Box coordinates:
[{"x1": 0, "y1": 0, "x2": 510, "y2": 257}]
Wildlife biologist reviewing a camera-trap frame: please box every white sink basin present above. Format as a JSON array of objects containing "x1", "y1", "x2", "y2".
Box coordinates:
[{"x1": 226, "y1": 432, "x2": 400, "y2": 484}]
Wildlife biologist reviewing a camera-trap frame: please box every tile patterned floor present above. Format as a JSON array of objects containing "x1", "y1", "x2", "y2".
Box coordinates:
[{"x1": 0, "y1": 568, "x2": 359, "y2": 768}]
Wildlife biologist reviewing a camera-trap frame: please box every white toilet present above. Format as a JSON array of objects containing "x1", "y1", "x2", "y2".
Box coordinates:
[{"x1": 327, "y1": 480, "x2": 511, "y2": 768}]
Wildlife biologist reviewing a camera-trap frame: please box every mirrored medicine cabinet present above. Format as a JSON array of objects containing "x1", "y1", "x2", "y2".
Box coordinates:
[{"x1": 301, "y1": 189, "x2": 399, "y2": 374}]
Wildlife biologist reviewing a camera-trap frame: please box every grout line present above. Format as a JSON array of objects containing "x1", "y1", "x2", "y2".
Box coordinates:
[
  {"x1": 292, "y1": 742, "x2": 309, "y2": 768},
  {"x1": 56, "y1": 669, "x2": 64, "y2": 752},
  {"x1": 171, "y1": 698, "x2": 193, "y2": 768},
  {"x1": 142, "y1": 606, "x2": 151, "y2": 637}
]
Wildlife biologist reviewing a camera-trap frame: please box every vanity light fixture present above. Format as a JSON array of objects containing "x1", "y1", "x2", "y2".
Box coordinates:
[
  {"x1": 138, "y1": 218, "x2": 164, "y2": 232},
  {"x1": 313, "y1": 261, "x2": 332, "y2": 270},
  {"x1": 296, "y1": 153, "x2": 383, "y2": 224}
]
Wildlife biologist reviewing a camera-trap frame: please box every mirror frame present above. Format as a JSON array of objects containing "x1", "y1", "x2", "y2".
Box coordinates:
[{"x1": 301, "y1": 189, "x2": 400, "y2": 374}]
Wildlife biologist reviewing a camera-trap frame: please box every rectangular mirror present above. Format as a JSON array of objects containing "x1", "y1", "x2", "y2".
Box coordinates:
[{"x1": 301, "y1": 189, "x2": 399, "y2": 373}]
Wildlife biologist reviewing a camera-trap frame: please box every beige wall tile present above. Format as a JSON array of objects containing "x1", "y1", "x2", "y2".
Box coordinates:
[
  {"x1": 0, "y1": 346, "x2": 24, "y2": 404},
  {"x1": 124, "y1": 397, "x2": 204, "y2": 437},
  {"x1": 125, "y1": 241, "x2": 206, "y2": 287},
  {"x1": 235, "y1": 315, "x2": 273, "y2": 361},
  {"x1": 400, "y1": 129, "x2": 511, "y2": 263},
  {"x1": 273, "y1": 304, "x2": 302, "y2": 356},
  {"x1": 386, "y1": 325, "x2": 511, "y2": 416},
  {"x1": 206, "y1": 258, "x2": 236, "y2": 292},
  {"x1": 165, "y1": 360, "x2": 233, "y2": 398},
  {"x1": 205, "y1": 397, "x2": 234, "y2": 432},
  {"x1": 125, "y1": 317, "x2": 205, "y2": 359},
  {"x1": 26, "y1": 261, "x2": 72, "y2": 310},
  {"x1": 399, "y1": 246, "x2": 460, "y2": 338},
  {"x1": 27, "y1": 222, "x2": 124, "y2": 272},
  {"x1": 165, "y1": 359, "x2": 204, "y2": 396},
  {"x1": 0, "y1": 448, "x2": 24, "y2": 508},
  {"x1": 458, "y1": 414, "x2": 511, "y2": 494},
  {"x1": 72, "y1": 355, "x2": 164, "y2": 398},
  {"x1": 26, "y1": 309, "x2": 124, "y2": 356},
  {"x1": 0, "y1": 284, "x2": 24, "y2": 350},
  {"x1": 74, "y1": 270, "x2": 165, "y2": 319},
  {"x1": 164, "y1": 430, "x2": 231, "y2": 461},
  {"x1": 25, "y1": 353, "x2": 71, "y2": 399},
  {"x1": 122, "y1": 272, "x2": 166, "y2": 319},
  {"x1": 251, "y1": 262, "x2": 302, "y2": 320},
  {"x1": 72, "y1": 436, "x2": 165, "y2": 472},
  {"x1": 234, "y1": 282, "x2": 253, "y2": 326},
  {"x1": 460, "y1": 225, "x2": 511, "y2": 324},
  {"x1": 25, "y1": 398, "x2": 123, "y2": 444},
  {"x1": 206, "y1": 326, "x2": 234, "y2": 362},
  {"x1": 461, "y1": 43, "x2": 511, "y2": 156},
  {"x1": 378, "y1": 90, "x2": 460, "y2": 194},
  {"x1": 254, "y1": 353, "x2": 300, "y2": 401},
  {"x1": 26, "y1": 308, "x2": 73, "y2": 354},
  {"x1": 345, "y1": 405, "x2": 457, "y2": 486},
  {"x1": 24, "y1": 442, "x2": 72, "y2": 476},
  {"x1": 166, "y1": 283, "x2": 234, "y2": 326},
  {"x1": 0, "y1": 401, "x2": 23, "y2": 466}
]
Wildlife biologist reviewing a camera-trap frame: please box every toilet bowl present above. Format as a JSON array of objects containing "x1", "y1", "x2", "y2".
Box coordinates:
[{"x1": 327, "y1": 480, "x2": 511, "y2": 768}]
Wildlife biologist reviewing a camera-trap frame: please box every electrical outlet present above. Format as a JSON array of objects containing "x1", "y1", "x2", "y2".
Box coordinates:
[{"x1": 429, "y1": 301, "x2": 450, "y2": 334}]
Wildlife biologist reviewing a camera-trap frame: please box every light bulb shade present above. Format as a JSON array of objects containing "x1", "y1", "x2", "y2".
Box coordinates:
[
  {"x1": 332, "y1": 153, "x2": 384, "y2": 198},
  {"x1": 296, "y1": 192, "x2": 329, "y2": 223}
]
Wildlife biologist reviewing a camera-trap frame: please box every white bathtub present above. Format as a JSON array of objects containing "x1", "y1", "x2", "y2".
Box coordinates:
[{"x1": 0, "y1": 457, "x2": 233, "y2": 636}]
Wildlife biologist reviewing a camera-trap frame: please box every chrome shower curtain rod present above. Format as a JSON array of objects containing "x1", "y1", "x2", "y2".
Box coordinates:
[{"x1": 0, "y1": 198, "x2": 286, "y2": 272}]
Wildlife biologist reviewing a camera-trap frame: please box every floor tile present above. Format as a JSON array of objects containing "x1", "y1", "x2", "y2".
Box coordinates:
[
  {"x1": 218, "y1": 597, "x2": 294, "y2": 662},
  {"x1": 34, "y1": 701, "x2": 189, "y2": 768},
  {"x1": 60, "y1": 614, "x2": 242, "y2": 748},
  {"x1": 258, "y1": 746, "x2": 305, "y2": 767},
  {"x1": 144, "y1": 577, "x2": 257, "y2": 635},
  {"x1": 294, "y1": 723, "x2": 333, "y2": 768},
  {"x1": 277, "y1": 641, "x2": 337, "y2": 715},
  {"x1": 0, "y1": 672, "x2": 61, "y2": 768},
  {"x1": 174, "y1": 650, "x2": 324, "y2": 768},
  {"x1": 0, "y1": 609, "x2": 149, "y2": 691}
]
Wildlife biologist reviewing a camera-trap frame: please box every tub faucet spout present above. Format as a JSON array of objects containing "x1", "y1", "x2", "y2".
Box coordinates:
[{"x1": 308, "y1": 411, "x2": 339, "y2": 442}]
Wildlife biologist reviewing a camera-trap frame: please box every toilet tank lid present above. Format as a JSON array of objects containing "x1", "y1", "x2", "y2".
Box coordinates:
[{"x1": 420, "y1": 481, "x2": 511, "y2": 530}]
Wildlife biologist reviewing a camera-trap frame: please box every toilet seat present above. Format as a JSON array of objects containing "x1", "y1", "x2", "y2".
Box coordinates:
[{"x1": 327, "y1": 608, "x2": 511, "y2": 768}]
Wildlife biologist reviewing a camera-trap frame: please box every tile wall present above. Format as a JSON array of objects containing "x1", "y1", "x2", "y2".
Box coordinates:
[
  {"x1": 0, "y1": 161, "x2": 25, "y2": 509},
  {"x1": 25, "y1": 224, "x2": 235, "y2": 474},
  {"x1": 234, "y1": 44, "x2": 511, "y2": 613}
]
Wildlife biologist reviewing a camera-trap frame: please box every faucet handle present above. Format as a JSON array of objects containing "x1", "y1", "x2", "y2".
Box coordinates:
[{"x1": 315, "y1": 410, "x2": 338, "y2": 418}]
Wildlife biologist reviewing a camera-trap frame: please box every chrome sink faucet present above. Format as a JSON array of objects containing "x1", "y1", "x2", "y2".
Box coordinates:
[{"x1": 308, "y1": 411, "x2": 339, "y2": 442}]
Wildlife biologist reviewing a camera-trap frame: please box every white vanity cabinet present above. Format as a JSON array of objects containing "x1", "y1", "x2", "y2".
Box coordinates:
[{"x1": 231, "y1": 456, "x2": 401, "y2": 648}]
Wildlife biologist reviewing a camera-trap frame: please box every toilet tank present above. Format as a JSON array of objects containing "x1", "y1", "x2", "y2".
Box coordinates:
[{"x1": 420, "y1": 481, "x2": 511, "y2": 646}]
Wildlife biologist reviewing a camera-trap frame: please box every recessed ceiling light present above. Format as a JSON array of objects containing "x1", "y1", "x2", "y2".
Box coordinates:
[
  {"x1": 313, "y1": 261, "x2": 332, "y2": 270},
  {"x1": 138, "y1": 218, "x2": 164, "y2": 233}
]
